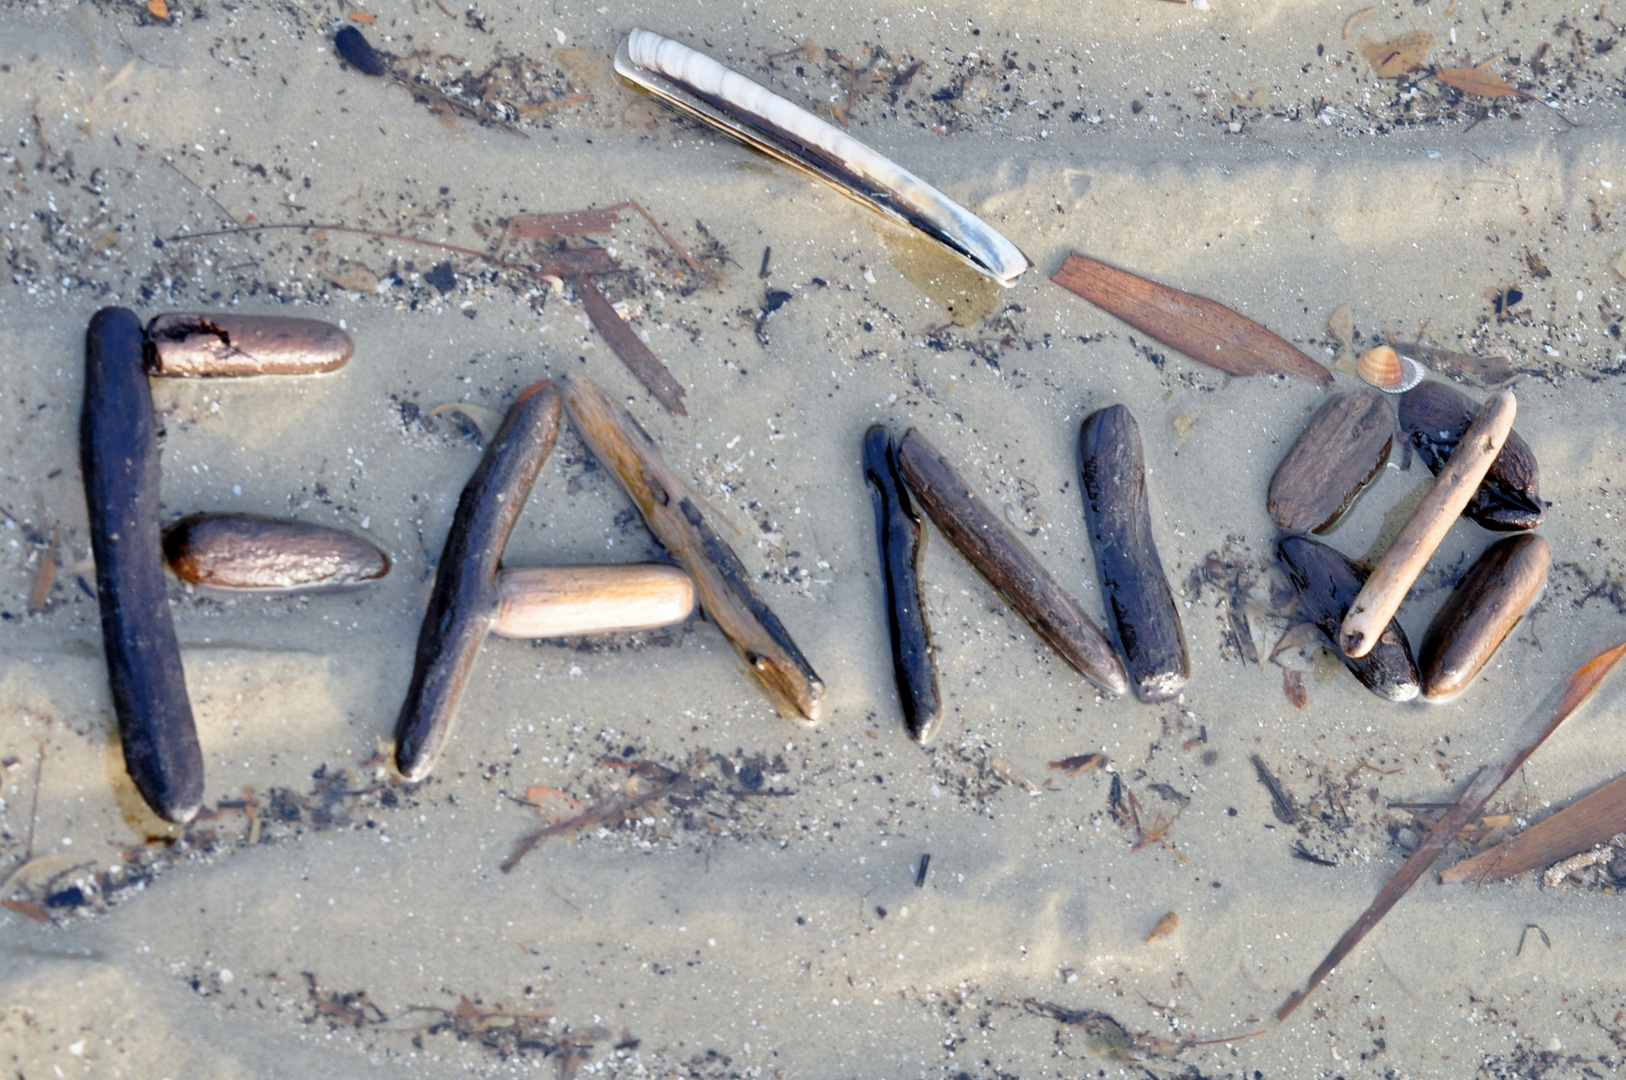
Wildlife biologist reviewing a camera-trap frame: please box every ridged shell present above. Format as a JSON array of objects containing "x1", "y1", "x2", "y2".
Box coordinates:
[
  {"x1": 615, "y1": 29, "x2": 1030, "y2": 287},
  {"x1": 1356, "y1": 345, "x2": 1426, "y2": 393}
]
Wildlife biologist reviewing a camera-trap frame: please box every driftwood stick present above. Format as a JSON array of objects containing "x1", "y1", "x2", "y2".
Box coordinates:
[
  {"x1": 1340, "y1": 388, "x2": 1516, "y2": 658},
  {"x1": 393, "y1": 383, "x2": 562, "y2": 781}
]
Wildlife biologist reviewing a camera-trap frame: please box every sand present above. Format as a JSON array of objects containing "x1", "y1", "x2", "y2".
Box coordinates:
[{"x1": 2, "y1": 0, "x2": 1625, "y2": 1076}]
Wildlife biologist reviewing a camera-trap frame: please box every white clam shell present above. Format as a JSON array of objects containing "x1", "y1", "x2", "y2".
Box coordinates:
[{"x1": 615, "y1": 29, "x2": 1031, "y2": 287}]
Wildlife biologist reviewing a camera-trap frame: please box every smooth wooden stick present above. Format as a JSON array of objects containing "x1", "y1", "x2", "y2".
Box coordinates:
[
  {"x1": 1340, "y1": 388, "x2": 1516, "y2": 658},
  {"x1": 491, "y1": 565, "x2": 695, "y2": 639}
]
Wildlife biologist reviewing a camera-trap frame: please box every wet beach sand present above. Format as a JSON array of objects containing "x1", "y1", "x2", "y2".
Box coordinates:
[{"x1": 2, "y1": 0, "x2": 1625, "y2": 1076}]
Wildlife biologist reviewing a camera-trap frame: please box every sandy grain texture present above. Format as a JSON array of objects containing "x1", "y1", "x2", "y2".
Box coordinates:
[{"x1": 2, "y1": 1, "x2": 1626, "y2": 1077}]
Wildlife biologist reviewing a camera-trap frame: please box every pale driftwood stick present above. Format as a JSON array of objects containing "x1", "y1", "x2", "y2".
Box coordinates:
[
  {"x1": 491, "y1": 565, "x2": 695, "y2": 639},
  {"x1": 1340, "y1": 388, "x2": 1516, "y2": 658}
]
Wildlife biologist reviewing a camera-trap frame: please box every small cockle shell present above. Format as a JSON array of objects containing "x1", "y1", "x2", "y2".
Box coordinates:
[{"x1": 1356, "y1": 345, "x2": 1426, "y2": 393}]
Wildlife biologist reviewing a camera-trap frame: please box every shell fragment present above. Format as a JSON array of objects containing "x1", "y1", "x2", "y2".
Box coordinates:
[{"x1": 615, "y1": 29, "x2": 1030, "y2": 287}]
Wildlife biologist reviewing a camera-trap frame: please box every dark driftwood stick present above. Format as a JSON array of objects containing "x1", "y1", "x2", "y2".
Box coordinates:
[
  {"x1": 1051, "y1": 253, "x2": 1332, "y2": 386},
  {"x1": 1399, "y1": 380, "x2": 1543, "y2": 531},
  {"x1": 1077, "y1": 405, "x2": 1188, "y2": 703},
  {"x1": 558, "y1": 373, "x2": 824, "y2": 722},
  {"x1": 1419, "y1": 534, "x2": 1549, "y2": 701},
  {"x1": 394, "y1": 382, "x2": 562, "y2": 781},
  {"x1": 83, "y1": 307, "x2": 204, "y2": 824},
  {"x1": 1276, "y1": 536, "x2": 1419, "y2": 703},
  {"x1": 1267, "y1": 390, "x2": 1393, "y2": 534},
  {"x1": 863, "y1": 425, "x2": 942, "y2": 742},
  {"x1": 1276, "y1": 640, "x2": 1626, "y2": 1021},
  {"x1": 569, "y1": 276, "x2": 687, "y2": 417},
  {"x1": 895, "y1": 428, "x2": 1128, "y2": 697}
]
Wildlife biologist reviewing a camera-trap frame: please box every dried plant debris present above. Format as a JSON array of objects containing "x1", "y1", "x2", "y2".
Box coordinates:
[
  {"x1": 1108, "y1": 776, "x2": 1186, "y2": 860},
  {"x1": 924, "y1": 737, "x2": 1036, "y2": 815},
  {"x1": 1441, "y1": 770, "x2": 1626, "y2": 887},
  {"x1": 1278, "y1": 641, "x2": 1626, "y2": 1020},
  {"x1": 501, "y1": 750, "x2": 792, "y2": 871},
  {"x1": 332, "y1": 26, "x2": 599, "y2": 134},
  {"x1": 1360, "y1": 31, "x2": 1437, "y2": 78},
  {"x1": 1185, "y1": 539, "x2": 1276, "y2": 666},
  {"x1": 298, "y1": 973, "x2": 615, "y2": 1073},
  {"x1": 0, "y1": 762, "x2": 404, "y2": 922}
]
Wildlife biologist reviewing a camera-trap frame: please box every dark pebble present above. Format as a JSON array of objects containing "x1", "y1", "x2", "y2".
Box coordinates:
[{"x1": 334, "y1": 26, "x2": 387, "y2": 77}]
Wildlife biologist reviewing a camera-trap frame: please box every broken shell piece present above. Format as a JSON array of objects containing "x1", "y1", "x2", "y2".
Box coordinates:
[
  {"x1": 163, "y1": 514, "x2": 390, "y2": 591},
  {"x1": 614, "y1": 29, "x2": 1030, "y2": 287},
  {"x1": 1355, "y1": 345, "x2": 1425, "y2": 394},
  {"x1": 146, "y1": 313, "x2": 354, "y2": 377},
  {"x1": 491, "y1": 564, "x2": 696, "y2": 639}
]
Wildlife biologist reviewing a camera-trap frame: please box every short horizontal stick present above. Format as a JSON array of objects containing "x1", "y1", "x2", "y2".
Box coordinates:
[
  {"x1": 491, "y1": 564, "x2": 695, "y2": 639},
  {"x1": 1340, "y1": 388, "x2": 1516, "y2": 658}
]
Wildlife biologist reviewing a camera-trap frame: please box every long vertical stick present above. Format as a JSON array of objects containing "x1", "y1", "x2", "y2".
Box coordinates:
[
  {"x1": 1340, "y1": 389, "x2": 1516, "y2": 658},
  {"x1": 83, "y1": 307, "x2": 204, "y2": 824}
]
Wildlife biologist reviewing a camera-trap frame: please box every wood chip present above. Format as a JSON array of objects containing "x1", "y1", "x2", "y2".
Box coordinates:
[
  {"x1": 348, "y1": 10, "x2": 377, "y2": 23},
  {"x1": 503, "y1": 208, "x2": 622, "y2": 241},
  {"x1": 1146, "y1": 911, "x2": 1179, "y2": 943},
  {"x1": 1436, "y1": 65, "x2": 1531, "y2": 99},
  {"x1": 1051, "y1": 253, "x2": 1331, "y2": 386},
  {"x1": 1, "y1": 898, "x2": 49, "y2": 922},
  {"x1": 523, "y1": 786, "x2": 585, "y2": 825},
  {"x1": 1360, "y1": 31, "x2": 1436, "y2": 77},
  {"x1": 1049, "y1": 753, "x2": 1107, "y2": 776}
]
